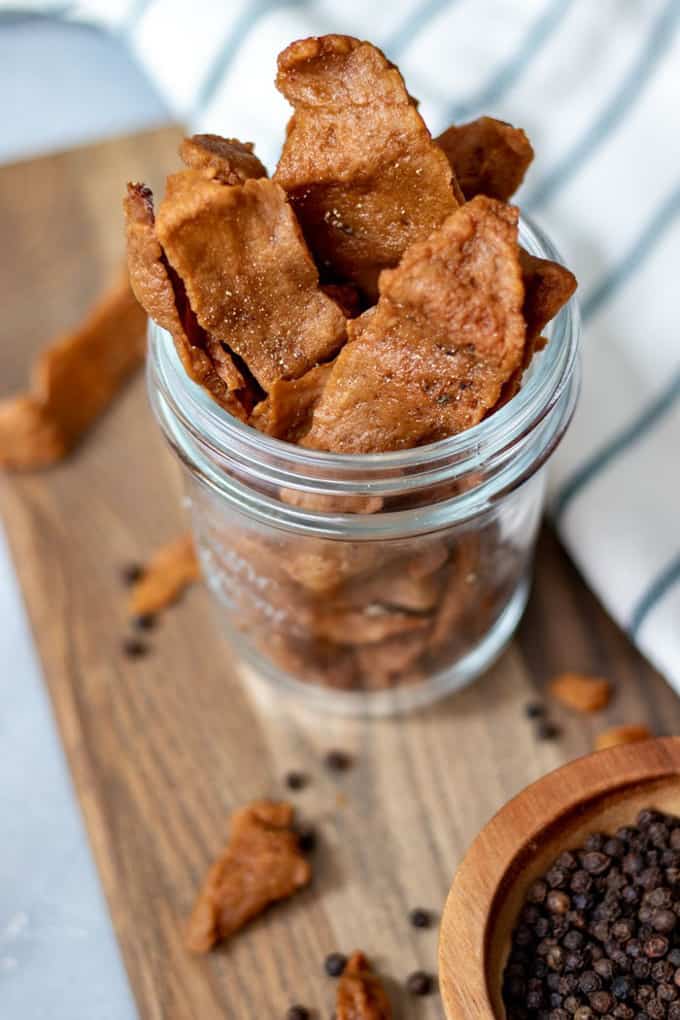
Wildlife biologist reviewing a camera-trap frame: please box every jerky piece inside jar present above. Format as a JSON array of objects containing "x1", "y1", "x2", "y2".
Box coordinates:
[{"x1": 502, "y1": 807, "x2": 680, "y2": 1020}]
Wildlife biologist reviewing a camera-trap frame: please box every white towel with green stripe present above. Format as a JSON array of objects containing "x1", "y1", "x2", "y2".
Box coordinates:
[{"x1": 19, "y1": 0, "x2": 680, "y2": 688}]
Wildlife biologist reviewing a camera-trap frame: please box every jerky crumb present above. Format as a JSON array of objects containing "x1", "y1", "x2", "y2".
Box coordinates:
[
  {"x1": 325, "y1": 952, "x2": 348, "y2": 977},
  {"x1": 409, "y1": 908, "x2": 433, "y2": 929},
  {"x1": 122, "y1": 637, "x2": 149, "y2": 659},
  {"x1": 595, "y1": 724, "x2": 652, "y2": 751},
  {"x1": 406, "y1": 970, "x2": 434, "y2": 996},
  {"x1": 185, "y1": 800, "x2": 311, "y2": 953},
  {"x1": 122, "y1": 563, "x2": 144, "y2": 586},
  {"x1": 324, "y1": 750, "x2": 353, "y2": 773},
  {"x1": 285, "y1": 771, "x2": 308, "y2": 791},
  {"x1": 549, "y1": 672, "x2": 612, "y2": 713},
  {"x1": 337, "y1": 951, "x2": 392, "y2": 1018}
]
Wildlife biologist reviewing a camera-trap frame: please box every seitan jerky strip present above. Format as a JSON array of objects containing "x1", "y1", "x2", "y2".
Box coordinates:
[
  {"x1": 128, "y1": 532, "x2": 201, "y2": 617},
  {"x1": 436, "y1": 116, "x2": 534, "y2": 201},
  {"x1": 355, "y1": 630, "x2": 430, "y2": 688},
  {"x1": 0, "y1": 273, "x2": 146, "y2": 470},
  {"x1": 250, "y1": 362, "x2": 332, "y2": 442},
  {"x1": 303, "y1": 196, "x2": 526, "y2": 453},
  {"x1": 185, "y1": 800, "x2": 311, "y2": 953},
  {"x1": 311, "y1": 605, "x2": 429, "y2": 646},
  {"x1": 337, "y1": 951, "x2": 392, "y2": 1020},
  {"x1": 274, "y1": 35, "x2": 459, "y2": 299},
  {"x1": 156, "y1": 171, "x2": 347, "y2": 391},
  {"x1": 493, "y1": 249, "x2": 577, "y2": 409},
  {"x1": 124, "y1": 181, "x2": 254, "y2": 418},
  {"x1": 179, "y1": 134, "x2": 268, "y2": 184}
]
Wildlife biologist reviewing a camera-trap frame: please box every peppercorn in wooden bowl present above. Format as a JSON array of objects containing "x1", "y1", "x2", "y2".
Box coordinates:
[{"x1": 439, "y1": 737, "x2": 680, "y2": 1019}]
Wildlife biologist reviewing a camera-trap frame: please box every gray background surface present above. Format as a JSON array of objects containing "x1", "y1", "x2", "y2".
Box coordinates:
[{"x1": 1, "y1": 17, "x2": 171, "y2": 1017}]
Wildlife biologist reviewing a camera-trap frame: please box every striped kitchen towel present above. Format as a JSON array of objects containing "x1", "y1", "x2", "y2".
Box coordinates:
[{"x1": 9, "y1": 0, "x2": 680, "y2": 688}]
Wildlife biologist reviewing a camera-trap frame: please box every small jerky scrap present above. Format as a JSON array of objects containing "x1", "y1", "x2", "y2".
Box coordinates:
[
  {"x1": 179, "y1": 134, "x2": 267, "y2": 184},
  {"x1": 124, "y1": 180, "x2": 254, "y2": 418},
  {"x1": 185, "y1": 800, "x2": 311, "y2": 953},
  {"x1": 250, "y1": 363, "x2": 332, "y2": 442},
  {"x1": 128, "y1": 532, "x2": 201, "y2": 617},
  {"x1": 303, "y1": 196, "x2": 525, "y2": 453},
  {"x1": 594, "y1": 724, "x2": 652, "y2": 752},
  {"x1": 549, "y1": 672, "x2": 612, "y2": 714},
  {"x1": 274, "y1": 35, "x2": 459, "y2": 299},
  {"x1": 156, "y1": 172, "x2": 347, "y2": 390},
  {"x1": 491, "y1": 249, "x2": 577, "y2": 409},
  {"x1": 436, "y1": 116, "x2": 534, "y2": 201},
  {"x1": 337, "y1": 951, "x2": 392, "y2": 1020},
  {"x1": 0, "y1": 274, "x2": 146, "y2": 470}
]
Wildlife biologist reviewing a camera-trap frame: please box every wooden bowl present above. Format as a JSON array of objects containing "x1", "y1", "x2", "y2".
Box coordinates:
[{"x1": 439, "y1": 737, "x2": 680, "y2": 1020}]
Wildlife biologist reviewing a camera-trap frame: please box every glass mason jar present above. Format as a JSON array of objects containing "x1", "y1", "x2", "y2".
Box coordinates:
[{"x1": 147, "y1": 217, "x2": 580, "y2": 717}]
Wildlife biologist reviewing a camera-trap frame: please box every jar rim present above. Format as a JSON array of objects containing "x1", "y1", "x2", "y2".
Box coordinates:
[{"x1": 151, "y1": 213, "x2": 579, "y2": 482}]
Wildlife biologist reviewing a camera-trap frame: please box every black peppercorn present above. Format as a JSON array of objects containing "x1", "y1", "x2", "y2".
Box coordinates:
[
  {"x1": 409, "y1": 907, "x2": 433, "y2": 929},
  {"x1": 405, "y1": 970, "x2": 434, "y2": 996},
  {"x1": 590, "y1": 990, "x2": 613, "y2": 1014},
  {"x1": 548, "y1": 891, "x2": 571, "y2": 915},
  {"x1": 644, "y1": 935, "x2": 669, "y2": 958},
  {"x1": 324, "y1": 952, "x2": 347, "y2": 977},
  {"x1": 582, "y1": 853, "x2": 611, "y2": 876},
  {"x1": 286, "y1": 1007, "x2": 309, "y2": 1020},
  {"x1": 612, "y1": 976, "x2": 633, "y2": 1000},
  {"x1": 652, "y1": 908, "x2": 676, "y2": 933}
]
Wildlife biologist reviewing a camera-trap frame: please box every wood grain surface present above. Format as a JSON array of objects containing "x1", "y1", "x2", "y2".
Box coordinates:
[{"x1": 0, "y1": 127, "x2": 678, "y2": 1020}]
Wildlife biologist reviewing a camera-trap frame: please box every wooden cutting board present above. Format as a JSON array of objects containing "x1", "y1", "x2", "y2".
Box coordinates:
[{"x1": 0, "y1": 126, "x2": 677, "y2": 1020}]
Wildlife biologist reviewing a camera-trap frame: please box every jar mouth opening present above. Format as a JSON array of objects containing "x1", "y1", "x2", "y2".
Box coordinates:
[{"x1": 151, "y1": 214, "x2": 579, "y2": 484}]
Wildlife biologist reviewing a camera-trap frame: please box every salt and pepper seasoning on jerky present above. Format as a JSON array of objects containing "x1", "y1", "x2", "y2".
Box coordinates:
[
  {"x1": 302, "y1": 196, "x2": 526, "y2": 453},
  {"x1": 155, "y1": 171, "x2": 347, "y2": 391},
  {"x1": 124, "y1": 180, "x2": 254, "y2": 418},
  {"x1": 274, "y1": 34, "x2": 460, "y2": 299},
  {"x1": 185, "y1": 800, "x2": 311, "y2": 953}
]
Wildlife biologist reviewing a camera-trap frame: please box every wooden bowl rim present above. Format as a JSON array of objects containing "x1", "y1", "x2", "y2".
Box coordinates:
[{"x1": 439, "y1": 737, "x2": 680, "y2": 1020}]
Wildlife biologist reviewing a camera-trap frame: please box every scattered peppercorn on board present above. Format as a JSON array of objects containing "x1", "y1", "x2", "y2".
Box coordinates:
[{"x1": 0, "y1": 127, "x2": 677, "y2": 1020}]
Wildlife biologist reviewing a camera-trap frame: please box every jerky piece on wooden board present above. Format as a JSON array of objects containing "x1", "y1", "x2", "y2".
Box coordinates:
[
  {"x1": 185, "y1": 800, "x2": 311, "y2": 953},
  {"x1": 156, "y1": 171, "x2": 347, "y2": 391},
  {"x1": 336, "y1": 951, "x2": 392, "y2": 1020},
  {"x1": 303, "y1": 196, "x2": 525, "y2": 453},
  {"x1": 124, "y1": 181, "x2": 253, "y2": 417},
  {"x1": 594, "y1": 724, "x2": 652, "y2": 752},
  {"x1": 0, "y1": 272, "x2": 146, "y2": 470},
  {"x1": 436, "y1": 116, "x2": 534, "y2": 201},
  {"x1": 274, "y1": 34, "x2": 459, "y2": 300},
  {"x1": 549, "y1": 672, "x2": 612, "y2": 713},
  {"x1": 179, "y1": 134, "x2": 268, "y2": 184},
  {"x1": 128, "y1": 532, "x2": 200, "y2": 617}
]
